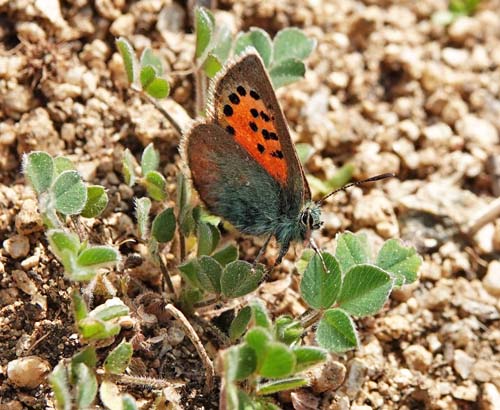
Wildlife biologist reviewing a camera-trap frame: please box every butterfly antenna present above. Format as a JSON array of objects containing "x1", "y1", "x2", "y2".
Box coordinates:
[{"x1": 317, "y1": 173, "x2": 395, "y2": 206}]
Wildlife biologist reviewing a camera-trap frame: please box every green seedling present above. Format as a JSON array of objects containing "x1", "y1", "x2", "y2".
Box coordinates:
[
  {"x1": 299, "y1": 231, "x2": 421, "y2": 353},
  {"x1": 47, "y1": 229, "x2": 120, "y2": 282},
  {"x1": 23, "y1": 151, "x2": 109, "y2": 228},
  {"x1": 50, "y1": 342, "x2": 136, "y2": 410},
  {"x1": 123, "y1": 143, "x2": 167, "y2": 201},
  {"x1": 432, "y1": 0, "x2": 482, "y2": 25},
  {"x1": 116, "y1": 38, "x2": 170, "y2": 100},
  {"x1": 222, "y1": 300, "x2": 327, "y2": 409}
]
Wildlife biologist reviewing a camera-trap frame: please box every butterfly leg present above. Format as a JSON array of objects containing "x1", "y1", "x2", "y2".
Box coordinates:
[
  {"x1": 309, "y1": 237, "x2": 329, "y2": 273},
  {"x1": 274, "y1": 242, "x2": 291, "y2": 266},
  {"x1": 253, "y1": 232, "x2": 274, "y2": 266}
]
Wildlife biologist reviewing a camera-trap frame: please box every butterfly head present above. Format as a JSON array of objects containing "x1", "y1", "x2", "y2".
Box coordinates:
[{"x1": 299, "y1": 201, "x2": 323, "y2": 235}]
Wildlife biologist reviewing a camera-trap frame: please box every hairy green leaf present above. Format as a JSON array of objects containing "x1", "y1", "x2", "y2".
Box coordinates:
[
  {"x1": 376, "y1": 239, "x2": 421, "y2": 286},
  {"x1": 81, "y1": 185, "x2": 108, "y2": 218},
  {"x1": 269, "y1": 58, "x2": 306, "y2": 88},
  {"x1": 335, "y1": 231, "x2": 371, "y2": 274},
  {"x1": 23, "y1": 151, "x2": 54, "y2": 194},
  {"x1": 152, "y1": 207, "x2": 176, "y2": 243},
  {"x1": 221, "y1": 261, "x2": 264, "y2": 298},
  {"x1": 273, "y1": 28, "x2": 315, "y2": 63},
  {"x1": 104, "y1": 340, "x2": 133, "y2": 374},
  {"x1": 116, "y1": 37, "x2": 137, "y2": 84},
  {"x1": 52, "y1": 170, "x2": 87, "y2": 215},
  {"x1": 316, "y1": 308, "x2": 358, "y2": 353},
  {"x1": 234, "y1": 28, "x2": 273, "y2": 67},
  {"x1": 229, "y1": 306, "x2": 252, "y2": 341}
]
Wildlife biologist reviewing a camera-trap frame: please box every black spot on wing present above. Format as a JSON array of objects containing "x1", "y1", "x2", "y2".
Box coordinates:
[
  {"x1": 250, "y1": 90, "x2": 260, "y2": 100},
  {"x1": 226, "y1": 125, "x2": 235, "y2": 135},
  {"x1": 262, "y1": 129, "x2": 270, "y2": 140},
  {"x1": 269, "y1": 132, "x2": 278, "y2": 141},
  {"x1": 249, "y1": 121, "x2": 258, "y2": 132},
  {"x1": 260, "y1": 111, "x2": 270, "y2": 122},
  {"x1": 271, "y1": 150, "x2": 284, "y2": 159},
  {"x1": 257, "y1": 143, "x2": 265, "y2": 153},
  {"x1": 223, "y1": 105, "x2": 233, "y2": 117},
  {"x1": 229, "y1": 93, "x2": 240, "y2": 104},
  {"x1": 236, "y1": 86, "x2": 246, "y2": 96},
  {"x1": 250, "y1": 108, "x2": 259, "y2": 118}
]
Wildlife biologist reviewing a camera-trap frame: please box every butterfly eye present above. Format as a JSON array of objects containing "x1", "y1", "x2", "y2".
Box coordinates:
[{"x1": 300, "y1": 212, "x2": 309, "y2": 226}]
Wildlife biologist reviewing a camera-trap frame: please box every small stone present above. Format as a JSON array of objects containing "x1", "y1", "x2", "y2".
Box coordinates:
[
  {"x1": 166, "y1": 325, "x2": 185, "y2": 347},
  {"x1": 423, "y1": 123, "x2": 453, "y2": 147},
  {"x1": 1, "y1": 401, "x2": 23, "y2": 410},
  {"x1": 15, "y1": 199, "x2": 44, "y2": 235},
  {"x1": 60, "y1": 123, "x2": 76, "y2": 142},
  {"x1": 344, "y1": 358, "x2": 368, "y2": 398},
  {"x1": 472, "y1": 360, "x2": 500, "y2": 383},
  {"x1": 110, "y1": 13, "x2": 135, "y2": 37},
  {"x1": 453, "y1": 350, "x2": 474, "y2": 379},
  {"x1": 3, "y1": 234, "x2": 30, "y2": 259},
  {"x1": 452, "y1": 381, "x2": 479, "y2": 402},
  {"x1": 442, "y1": 47, "x2": 469, "y2": 67},
  {"x1": 480, "y1": 383, "x2": 500, "y2": 410},
  {"x1": 12, "y1": 270, "x2": 37, "y2": 295},
  {"x1": 308, "y1": 358, "x2": 346, "y2": 393},
  {"x1": 448, "y1": 17, "x2": 479, "y2": 43},
  {"x1": 403, "y1": 345, "x2": 433, "y2": 372},
  {"x1": 456, "y1": 115, "x2": 499, "y2": 151},
  {"x1": 483, "y1": 261, "x2": 500, "y2": 297},
  {"x1": 7, "y1": 356, "x2": 51, "y2": 388}
]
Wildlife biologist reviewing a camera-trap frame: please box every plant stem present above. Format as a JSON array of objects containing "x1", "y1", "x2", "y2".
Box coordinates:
[
  {"x1": 108, "y1": 373, "x2": 183, "y2": 389},
  {"x1": 195, "y1": 68, "x2": 207, "y2": 117},
  {"x1": 299, "y1": 309, "x2": 323, "y2": 329},
  {"x1": 165, "y1": 303, "x2": 215, "y2": 393},
  {"x1": 159, "y1": 254, "x2": 176, "y2": 297},
  {"x1": 179, "y1": 230, "x2": 186, "y2": 262},
  {"x1": 131, "y1": 86, "x2": 183, "y2": 135}
]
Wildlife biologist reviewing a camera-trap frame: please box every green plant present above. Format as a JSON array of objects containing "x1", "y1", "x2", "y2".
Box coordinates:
[
  {"x1": 222, "y1": 232, "x2": 420, "y2": 408},
  {"x1": 23, "y1": 152, "x2": 109, "y2": 229},
  {"x1": 222, "y1": 300, "x2": 326, "y2": 408},
  {"x1": 50, "y1": 342, "x2": 137, "y2": 410},
  {"x1": 432, "y1": 0, "x2": 482, "y2": 25}
]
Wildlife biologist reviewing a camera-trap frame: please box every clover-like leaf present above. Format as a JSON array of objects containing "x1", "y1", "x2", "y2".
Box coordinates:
[
  {"x1": 234, "y1": 28, "x2": 273, "y2": 67},
  {"x1": 226, "y1": 344, "x2": 257, "y2": 381},
  {"x1": 104, "y1": 340, "x2": 133, "y2": 375},
  {"x1": 140, "y1": 65, "x2": 156, "y2": 89},
  {"x1": 292, "y1": 346, "x2": 327, "y2": 372},
  {"x1": 316, "y1": 308, "x2": 358, "y2": 353},
  {"x1": 90, "y1": 297, "x2": 129, "y2": 321},
  {"x1": 144, "y1": 77, "x2": 170, "y2": 99},
  {"x1": 195, "y1": 7, "x2": 215, "y2": 59},
  {"x1": 116, "y1": 37, "x2": 137, "y2": 84},
  {"x1": 211, "y1": 23, "x2": 232, "y2": 63},
  {"x1": 269, "y1": 58, "x2": 306, "y2": 88},
  {"x1": 376, "y1": 239, "x2": 421, "y2": 286},
  {"x1": 48, "y1": 229, "x2": 81, "y2": 256},
  {"x1": 23, "y1": 151, "x2": 54, "y2": 194},
  {"x1": 197, "y1": 221, "x2": 220, "y2": 256},
  {"x1": 245, "y1": 327, "x2": 272, "y2": 369},
  {"x1": 203, "y1": 53, "x2": 222, "y2": 78},
  {"x1": 71, "y1": 347, "x2": 97, "y2": 373},
  {"x1": 76, "y1": 246, "x2": 120, "y2": 270},
  {"x1": 74, "y1": 363, "x2": 97, "y2": 408},
  {"x1": 259, "y1": 342, "x2": 295, "y2": 379},
  {"x1": 81, "y1": 185, "x2": 108, "y2": 218},
  {"x1": 144, "y1": 171, "x2": 166, "y2": 201},
  {"x1": 54, "y1": 156, "x2": 75, "y2": 175},
  {"x1": 337, "y1": 264, "x2": 393, "y2": 317},
  {"x1": 212, "y1": 244, "x2": 238, "y2": 266},
  {"x1": 122, "y1": 395, "x2": 138, "y2": 410},
  {"x1": 52, "y1": 170, "x2": 87, "y2": 215},
  {"x1": 123, "y1": 149, "x2": 136, "y2": 187},
  {"x1": 221, "y1": 261, "x2": 264, "y2": 298},
  {"x1": 335, "y1": 231, "x2": 371, "y2": 274},
  {"x1": 196, "y1": 255, "x2": 223, "y2": 294},
  {"x1": 250, "y1": 298, "x2": 271, "y2": 329},
  {"x1": 151, "y1": 207, "x2": 176, "y2": 243},
  {"x1": 300, "y1": 251, "x2": 341, "y2": 310},
  {"x1": 275, "y1": 316, "x2": 303, "y2": 346},
  {"x1": 49, "y1": 362, "x2": 71, "y2": 410},
  {"x1": 229, "y1": 306, "x2": 252, "y2": 341},
  {"x1": 135, "y1": 197, "x2": 151, "y2": 240},
  {"x1": 140, "y1": 47, "x2": 163, "y2": 75},
  {"x1": 273, "y1": 28, "x2": 315, "y2": 63},
  {"x1": 256, "y1": 378, "x2": 308, "y2": 396},
  {"x1": 141, "y1": 143, "x2": 160, "y2": 175}
]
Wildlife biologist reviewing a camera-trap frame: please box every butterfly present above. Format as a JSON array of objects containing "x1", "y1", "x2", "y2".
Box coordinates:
[{"x1": 182, "y1": 50, "x2": 392, "y2": 265}]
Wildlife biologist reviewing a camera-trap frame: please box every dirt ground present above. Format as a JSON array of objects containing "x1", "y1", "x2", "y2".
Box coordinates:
[{"x1": 1, "y1": 0, "x2": 500, "y2": 409}]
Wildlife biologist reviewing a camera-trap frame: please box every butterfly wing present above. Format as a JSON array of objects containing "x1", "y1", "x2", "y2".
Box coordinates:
[
  {"x1": 210, "y1": 51, "x2": 311, "y2": 204},
  {"x1": 182, "y1": 123, "x2": 283, "y2": 236}
]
